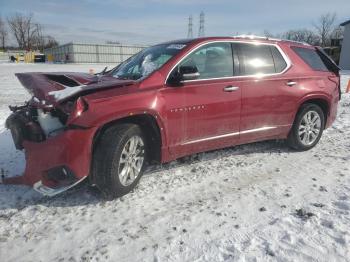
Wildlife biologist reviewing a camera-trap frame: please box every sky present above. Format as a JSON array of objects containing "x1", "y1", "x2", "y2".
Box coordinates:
[{"x1": 0, "y1": 0, "x2": 350, "y2": 46}]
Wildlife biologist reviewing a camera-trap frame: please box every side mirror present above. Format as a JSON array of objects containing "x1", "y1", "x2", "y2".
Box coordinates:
[
  {"x1": 167, "y1": 65, "x2": 200, "y2": 86},
  {"x1": 179, "y1": 65, "x2": 200, "y2": 81}
]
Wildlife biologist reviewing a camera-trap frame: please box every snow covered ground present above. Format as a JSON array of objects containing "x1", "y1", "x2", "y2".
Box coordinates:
[{"x1": 0, "y1": 63, "x2": 349, "y2": 262}]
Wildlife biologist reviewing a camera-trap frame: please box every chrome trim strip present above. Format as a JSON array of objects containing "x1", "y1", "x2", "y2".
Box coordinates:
[
  {"x1": 181, "y1": 125, "x2": 290, "y2": 146},
  {"x1": 240, "y1": 126, "x2": 277, "y2": 134},
  {"x1": 182, "y1": 131, "x2": 239, "y2": 145},
  {"x1": 165, "y1": 40, "x2": 292, "y2": 85}
]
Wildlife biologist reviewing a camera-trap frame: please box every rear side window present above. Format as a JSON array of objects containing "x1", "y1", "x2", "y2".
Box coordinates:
[
  {"x1": 271, "y1": 47, "x2": 287, "y2": 73},
  {"x1": 291, "y1": 47, "x2": 329, "y2": 71},
  {"x1": 234, "y1": 43, "x2": 287, "y2": 75}
]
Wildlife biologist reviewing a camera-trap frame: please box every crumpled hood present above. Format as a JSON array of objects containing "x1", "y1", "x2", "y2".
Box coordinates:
[{"x1": 15, "y1": 72, "x2": 135, "y2": 104}]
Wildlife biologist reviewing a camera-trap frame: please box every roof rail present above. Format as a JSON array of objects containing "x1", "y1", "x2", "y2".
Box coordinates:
[
  {"x1": 233, "y1": 34, "x2": 269, "y2": 40},
  {"x1": 232, "y1": 34, "x2": 311, "y2": 46}
]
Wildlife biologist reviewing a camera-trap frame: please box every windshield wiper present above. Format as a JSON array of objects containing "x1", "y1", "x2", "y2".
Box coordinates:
[
  {"x1": 98, "y1": 66, "x2": 108, "y2": 75},
  {"x1": 90, "y1": 67, "x2": 109, "y2": 84}
]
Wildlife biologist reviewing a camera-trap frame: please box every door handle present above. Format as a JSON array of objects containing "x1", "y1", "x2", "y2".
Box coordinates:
[
  {"x1": 286, "y1": 81, "x2": 297, "y2": 86},
  {"x1": 223, "y1": 86, "x2": 240, "y2": 92}
]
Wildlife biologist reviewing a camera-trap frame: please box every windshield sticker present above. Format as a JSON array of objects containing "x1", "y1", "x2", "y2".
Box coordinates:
[{"x1": 167, "y1": 44, "x2": 186, "y2": 50}]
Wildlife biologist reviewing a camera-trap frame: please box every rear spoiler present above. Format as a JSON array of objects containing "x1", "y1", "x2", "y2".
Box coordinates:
[{"x1": 316, "y1": 47, "x2": 341, "y2": 73}]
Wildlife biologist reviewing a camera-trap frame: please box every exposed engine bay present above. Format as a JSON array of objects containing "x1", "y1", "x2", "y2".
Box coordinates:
[
  {"x1": 5, "y1": 72, "x2": 135, "y2": 151},
  {"x1": 5, "y1": 98, "x2": 68, "y2": 150}
]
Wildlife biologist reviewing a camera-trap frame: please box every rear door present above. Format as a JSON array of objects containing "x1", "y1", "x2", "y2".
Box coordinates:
[
  {"x1": 233, "y1": 42, "x2": 296, "y2": 143},
  {"x1": 163, "y1": 42, "x2": 242, "y2": 157}
]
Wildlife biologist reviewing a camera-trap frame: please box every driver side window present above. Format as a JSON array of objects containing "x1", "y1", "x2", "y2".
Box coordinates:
[{"x1": 180, "y1": 42, "x2": 233, "y2": 80}]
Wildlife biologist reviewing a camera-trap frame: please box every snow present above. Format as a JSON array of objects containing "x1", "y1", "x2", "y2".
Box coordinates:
[
  {"x1": 0, "y1": 63, "x2": 350, "y2": 262},
  {"x1": 48, "y1": 85, "x2": 84, "y2": 101}
]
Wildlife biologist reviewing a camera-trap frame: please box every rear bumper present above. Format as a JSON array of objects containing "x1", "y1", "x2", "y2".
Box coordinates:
[
  {"x1": 3, "y1": 127, "x2": 97, "y2": 195},
  {"x1": 325, "y1": 95, "x2": 339, "y2": 129}
]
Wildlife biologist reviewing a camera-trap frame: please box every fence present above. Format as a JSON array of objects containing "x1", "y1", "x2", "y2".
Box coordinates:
[
  {"x1": 0, "y1": 50, "x2": 39, "y2": 62},
  {"x1": 0, "y1": 52, "x2": 9, "y2": 61},
  {"x1": 44, "y1": 43, "x2": 148, "y2": 64}
]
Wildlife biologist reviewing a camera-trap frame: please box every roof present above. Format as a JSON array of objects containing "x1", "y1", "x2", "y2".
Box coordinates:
[
  {"x1": 160, "y1": 36, "x2": 311, "y2": 47},
  {"x1": 340, "y1": 19, "x2": 350, "y2": 26}
]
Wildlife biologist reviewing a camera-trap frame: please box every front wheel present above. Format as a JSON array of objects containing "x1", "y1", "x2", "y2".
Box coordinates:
[
  {"x1": 92, "y1": 124, "x2": 147, "y2": 199},
  {"x1": 287, "y1": 103, "x2": 325, "y2": 151}
]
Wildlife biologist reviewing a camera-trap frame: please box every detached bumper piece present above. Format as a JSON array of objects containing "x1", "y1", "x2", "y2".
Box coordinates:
[
  {"x1": 34, "y1": 178, "x2": 86, "y2": 196},
  {"x1": 33, "y1": 166, "x2": 86, "y2": 196},
  {"x1": 2, "y1": 166, "x2": 87, "y2": 197},
  {"x1": 2, "y1": 167, "x2": 88, "y2": 197}
]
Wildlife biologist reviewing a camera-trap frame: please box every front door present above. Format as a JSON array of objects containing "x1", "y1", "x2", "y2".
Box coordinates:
[{"x1": 162, "y1": 42, "x2": 241, "y2": 157}]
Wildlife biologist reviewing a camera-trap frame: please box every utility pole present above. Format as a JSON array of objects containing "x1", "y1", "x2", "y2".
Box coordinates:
[
  {"x1": 198, "y1": 11, "x2": 205, "y2": 37},
  {"x1": 187, "y1": 15, "x2": 193, "y2": 38}
]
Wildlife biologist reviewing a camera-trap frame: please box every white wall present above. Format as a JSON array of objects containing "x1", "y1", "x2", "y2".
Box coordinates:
[
  {"x1": 44, "y1": 43, "x2": 147, "y2": 63},
  {"x1": 340, "y1": 24, "x2": 350, "y2": 70}
]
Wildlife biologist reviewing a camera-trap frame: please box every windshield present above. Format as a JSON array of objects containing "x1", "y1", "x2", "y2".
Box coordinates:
[{"x1": 111, "y1": 43, "x2": 187, "y2": 80}]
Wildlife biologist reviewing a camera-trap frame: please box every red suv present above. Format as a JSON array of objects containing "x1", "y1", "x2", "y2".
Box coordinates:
[{"x1": 4, "y1": 36, "x2": 340, "y2": 198}]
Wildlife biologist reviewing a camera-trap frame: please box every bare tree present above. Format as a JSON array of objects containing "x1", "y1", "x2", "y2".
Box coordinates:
[
  {"x1": 0, "y1": 16, "x2": 8, "y2": 50},
  {"x1": 7, "y1": 13, "x2": 39, "y2": 49},
  {"x1": 44, "y1": 35, "x2": 59, "y2": 49},
  {"x1": 7, "y1": 13, "x2": 58, "y2": 51},
  {"x1": 331, "y1": 26, "x2": 344, "y2": 40},
  {"x1": 32, "y1": 23, "x2": 45, "y2": 50},
  {"x1": 313, "y1": 12, "x2": 337, "y2": 47},
  {"x1": 282, "y1": 29, "x2": 320, "y2": 45},
  {"x1": 263, "y1": 30, "x2": 274, "y2": 38},
  {"x1": 32, "y1": 26, "x2": 59, "y2": 51}
]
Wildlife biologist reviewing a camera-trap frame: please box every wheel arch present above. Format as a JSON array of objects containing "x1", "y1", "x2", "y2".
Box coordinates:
[
  {"x1": 91, "y1": 113, "x2": 165, "y2": 168},
  {"x1": 295, "y1": 95, "x2": 330, "y2": 127}
]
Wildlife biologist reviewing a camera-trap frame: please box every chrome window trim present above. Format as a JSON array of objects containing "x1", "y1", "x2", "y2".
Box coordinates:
[{"x1": 165, "y1": 40, "x2": 292, "y2": 84}]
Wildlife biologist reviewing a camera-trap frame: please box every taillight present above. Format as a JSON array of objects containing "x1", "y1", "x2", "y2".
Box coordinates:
[{"x1": 67, "y1": 97, "x2": 88, "y2": 124}]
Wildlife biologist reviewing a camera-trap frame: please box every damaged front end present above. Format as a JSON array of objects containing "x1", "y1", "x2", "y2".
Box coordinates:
[
  {"x1": 3, "y1": 73, "x2": 103, "y2": 196},
  {"x1": 4, "y1": 97, "x2": 93, "y2": 196},
  {"x1": 4, "y1": 71, "x2": 135, "y2": 196}
]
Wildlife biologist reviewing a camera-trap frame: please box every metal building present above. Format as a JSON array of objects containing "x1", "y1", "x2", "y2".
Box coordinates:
[
  {"x1": 340, "y1": 19, "x2": 350, "y2": 70},
  {"x1": 44, "y1": 42, "x2": 148, "y2": 64}
]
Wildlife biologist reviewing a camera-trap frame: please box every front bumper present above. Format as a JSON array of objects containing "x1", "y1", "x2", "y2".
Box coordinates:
[{"x1": 3, "y1": 127, "x2": 97, "y2": 196}]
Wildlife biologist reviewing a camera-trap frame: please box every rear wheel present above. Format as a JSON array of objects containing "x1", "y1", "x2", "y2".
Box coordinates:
[
  {"x1": 287, "y1": 103, "x2": 325, "y2": 151},
  {"x1": 92, "y1": 124, "x2": 147, "y2": 199}
]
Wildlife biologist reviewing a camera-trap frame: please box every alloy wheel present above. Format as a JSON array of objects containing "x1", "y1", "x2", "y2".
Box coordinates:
[
  {"x1": 118, "y1": 135, "x2": 145, "y2": 186},
  {"x1": 298, "y1": 110, "x2": 322, "y2": 146}
]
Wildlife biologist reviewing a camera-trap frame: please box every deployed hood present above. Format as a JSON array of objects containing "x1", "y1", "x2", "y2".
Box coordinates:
[{"x1": 15, "y1": 72, "x2": 135, "y2": 105}]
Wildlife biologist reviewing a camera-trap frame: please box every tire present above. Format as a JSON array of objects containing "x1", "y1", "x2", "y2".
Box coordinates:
[
  {"x1": 92, "y1": 124, "x2": 147, "y2": 199},
  {"x1": 287, "y1": 103, "x2": 325, "y2": 151}
]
